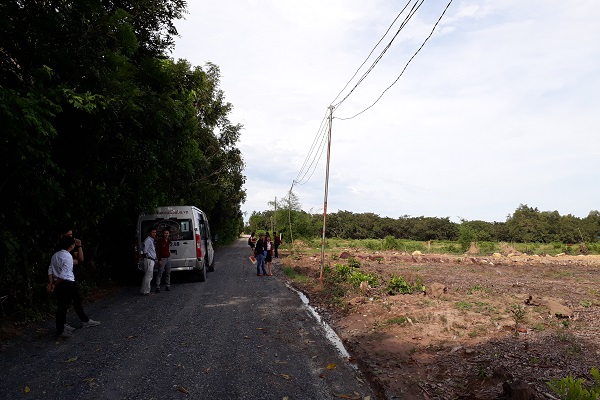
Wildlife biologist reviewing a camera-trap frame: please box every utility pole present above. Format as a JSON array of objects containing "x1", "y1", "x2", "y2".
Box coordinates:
[
  {"x1": 320, "y1": 106, "x2": 334, "y2": 284},
  {"x1": 274, "y1": 196, "x2": 277, "y2": 233}
]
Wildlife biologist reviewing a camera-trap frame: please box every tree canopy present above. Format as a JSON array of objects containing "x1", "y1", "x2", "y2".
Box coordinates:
[{"x1": 0, "y1": 0, "x2": 245, "y2": 314}]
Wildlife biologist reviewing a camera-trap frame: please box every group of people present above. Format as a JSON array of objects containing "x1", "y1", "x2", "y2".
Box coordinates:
[
  {"x1": 47, "y1": 225, "x2": 101, "y2": 339},
  {"x1": 248, "y1": 231, "x2": 282, "y2": 276},
  {"x1": 140, "y1": 227, "x2": 172, "y2": 295}
]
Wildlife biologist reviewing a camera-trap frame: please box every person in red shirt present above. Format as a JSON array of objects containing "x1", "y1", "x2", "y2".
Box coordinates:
[{"x1": 155, "y1": 228, "x2": 172, "y2": 293}]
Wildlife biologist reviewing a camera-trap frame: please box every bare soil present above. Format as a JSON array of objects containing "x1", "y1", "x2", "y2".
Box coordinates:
[{"x1": 279, "y1": 248, "x2": 600, "y2": 399}]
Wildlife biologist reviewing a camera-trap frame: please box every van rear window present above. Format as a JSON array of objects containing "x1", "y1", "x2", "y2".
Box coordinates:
[{"x1": 141, "y1": 219, "x2": 193, "y2": 241}]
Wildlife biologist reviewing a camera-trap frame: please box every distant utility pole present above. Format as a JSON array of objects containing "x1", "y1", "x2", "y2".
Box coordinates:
[
  {"x1": 320, "y1": 106, "x2": 334, "y2": 284},
  {"x1": 274, "y1": 196, "x2": 277, "y2": 232}
]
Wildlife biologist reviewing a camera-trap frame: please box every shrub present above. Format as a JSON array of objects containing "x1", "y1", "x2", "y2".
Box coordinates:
[
  {"x1": 387, "y1": 275, "x2": 425, "y2": 295},
  {"x1": 363, "y1": 239, "x2": 382, "y2": 251},
  {"x1": 349, "y1": 271, "x2": 379, "y2": 288},
  {"x1": 548, "y1": 367, "x2": 600, "y2": 400},
  {"x1": 347, "y1": 257, "x2": 361, "y2": 268}
]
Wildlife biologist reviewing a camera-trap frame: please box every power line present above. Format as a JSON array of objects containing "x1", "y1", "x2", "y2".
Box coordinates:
[
  {"x1": 293, "y1": 108, "x2": 329, "y2": 186},
  {"x1": 332, "y1": 0, "x2": 425, "y2": 110},
  {"x1": 329, "y1": 0, "x2": 415, "y2": 106},
  {"x1": 336, "y1": 0, "x2": 454, "y2": 120}
]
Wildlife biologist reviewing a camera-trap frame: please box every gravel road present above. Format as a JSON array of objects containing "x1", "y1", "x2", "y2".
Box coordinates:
[{"x1": 0, "y1": 238, "x2": 375, "y2": 400}]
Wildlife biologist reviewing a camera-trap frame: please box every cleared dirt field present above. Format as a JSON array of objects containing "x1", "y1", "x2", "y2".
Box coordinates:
[{"x1": 279, "y1": 248, "x2": 600, "y2": 399}]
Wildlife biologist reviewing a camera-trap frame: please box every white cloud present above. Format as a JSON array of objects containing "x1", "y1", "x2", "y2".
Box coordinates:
[{"x1": 172, "y1": 0, "x2": 600, "y2": 223}]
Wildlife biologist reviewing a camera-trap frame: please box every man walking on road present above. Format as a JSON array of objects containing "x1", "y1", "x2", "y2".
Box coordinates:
[
  {"x1": 48, "y1": 235, "x2": 100, "y2": 338},
  {"x1": 141, "y1": 227, "x2": 157, "y2": 295},
  {"x1": 155, "y1": 228, "x2": 172, "y2": 293},
  {"x1": 254, "y1": 233, "x2": 267, "y2": 276}
]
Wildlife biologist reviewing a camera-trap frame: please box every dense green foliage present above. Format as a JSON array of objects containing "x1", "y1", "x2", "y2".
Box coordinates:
[
  {"x1": 0, "y1": 1, "x2": 245, "y2": 316},
  {"x1": 250, "y1": 201, "x2": 600, "y2": 247}
]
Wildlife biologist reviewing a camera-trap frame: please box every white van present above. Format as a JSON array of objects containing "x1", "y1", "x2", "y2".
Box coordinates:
[{"x1": 136, "y1": 206, "x2": 215, "y2": 282}]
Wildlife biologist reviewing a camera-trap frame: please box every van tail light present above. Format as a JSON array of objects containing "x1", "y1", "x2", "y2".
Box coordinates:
[{"x1": 196, "y1": 233, "x2": 203, "y2": 258}]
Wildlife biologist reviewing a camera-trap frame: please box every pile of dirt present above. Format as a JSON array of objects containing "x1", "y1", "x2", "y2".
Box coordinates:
[{"x1": 280, "y1": 251, "x2": 600, "y2": 399}]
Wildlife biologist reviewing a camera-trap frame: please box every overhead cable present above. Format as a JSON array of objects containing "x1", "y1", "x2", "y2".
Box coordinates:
[
  {"x1": 332, "y1": 0, "x2": 425, "y2": 110},
  {"x1": 292, "y1": 108, "x2": 330, "y2": 186},
  {"x1": 337, "y1": 0, "x2": 454, "y2": 120},
  {"x1": 330, "y1": 0, "x2": 414, "y2": 106}
]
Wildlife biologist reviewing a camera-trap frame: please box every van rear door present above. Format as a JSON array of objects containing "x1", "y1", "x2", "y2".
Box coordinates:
[{"x1": 140, "y1": 217, "x2": 196, "y2": 269}]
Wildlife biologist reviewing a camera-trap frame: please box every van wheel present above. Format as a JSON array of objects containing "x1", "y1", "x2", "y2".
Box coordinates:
[
  {"x1": 207, "y1": 255, "x2": 215, "y2": 272},
  {"x1": 193, "y1": 265, "x2": 206, "y2": 282}
]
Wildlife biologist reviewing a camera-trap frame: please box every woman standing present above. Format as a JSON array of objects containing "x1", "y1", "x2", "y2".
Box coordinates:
[
  {"x1": 248, "y1": 231, "x2": 257, "y2": 257},
  {"x1": 264, "y1": 234, "x2": 274, "y2": 276}
]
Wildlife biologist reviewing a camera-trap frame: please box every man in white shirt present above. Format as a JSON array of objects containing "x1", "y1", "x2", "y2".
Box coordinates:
[
  {"x1": 140, "y1": 227, "x2": 157, "y2": 295},
  {"x1": 48, "y1": 235, "x2": 100, "y2": 339}
]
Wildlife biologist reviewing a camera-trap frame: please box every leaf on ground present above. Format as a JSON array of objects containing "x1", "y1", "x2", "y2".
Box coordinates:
[
  {"x1": 327, "y1": 363, "x2": 337, "y2": 370},
  {"x1": 243, "y1": 336, "x2": 251, "y2": 339},
  {"x1": 204, "y1": 367, "x2": 211, "y2": 374},
  {"x1": 256, "y1": 327, "x2": 264, "y2": 330},
  {"x1": 177, "y1": 386, "x2": 189, "y2": 394},
  {"x1": 280, "y1": 374, "x2": 293, "y2": 380},
  {"x1": 66, "y1": 357, "x2": 78, "y2": 363},
  {"x1": 274, "y1": 360, "x2": 288, "y2": 364},
  {"x1": 24, "y1": 386, "x2": 30, "y2": 393}
]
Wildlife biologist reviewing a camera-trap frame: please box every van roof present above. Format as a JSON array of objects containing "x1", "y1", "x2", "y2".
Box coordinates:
[{"x1": 139, "y1": 206, "x2": 204, "y2": 217}]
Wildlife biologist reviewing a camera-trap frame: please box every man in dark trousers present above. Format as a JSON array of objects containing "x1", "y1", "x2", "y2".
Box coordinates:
[
  {"x1": 47, "y1": 235, "x2": 100, "y2": 339},
  {"x1": 273, "y1": 231, "x2": 282, "y2": 258},
  {"x1": 155, "y1": 228, "x2": 172, "y2": 293},
  {"x1": 254, "y1": 233, "x2": 267, "y2": 276}
]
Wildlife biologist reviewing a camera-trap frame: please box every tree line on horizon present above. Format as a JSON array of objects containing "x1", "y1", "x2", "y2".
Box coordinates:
[
  {"x1": 1, "y1": 1, "x2": 245, "y2": 317},
  {"x1": 249, "y1": 202, "x2": 600, "y2": 246}
]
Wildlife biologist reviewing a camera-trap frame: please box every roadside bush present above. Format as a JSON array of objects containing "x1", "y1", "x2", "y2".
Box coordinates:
[
  {"x1": 400, "y1": 240, "x2": 427, "y2": 253},
  {"x1": 440, "y1": 243, "x2": 462, "y2": 254},
  {"x1": 347, "y1": 257, "x2": 361, "y2": 268},
  {"x1": 548, "y1": 367, "x2": 600, "y2": 400},
  {"x1": 334, "y1": 263, "x2": 353, "y2": 281},
  {"x1": 349, "y1": 271, "x2": 379, "y2": 288},
  {"x1": 363, "y1": 239, "x2": 382, "y2": 251},
  {"x1": 382, "y1": 236, "x2": 401, "y2": 250},
  {"x1": 477, "y1": 241, "x2": 496, "y2": 255},
  {"x1": 387, "y1": 275, "x2": 425, "y2": 295}
]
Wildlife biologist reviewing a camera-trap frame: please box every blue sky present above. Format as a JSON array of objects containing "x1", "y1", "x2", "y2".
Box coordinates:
[{"x1": 171, "y1": 1, "x2": 600, "y2": 223}]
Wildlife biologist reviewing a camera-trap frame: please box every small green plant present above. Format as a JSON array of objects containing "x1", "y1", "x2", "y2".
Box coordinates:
[
  {"x1": 548, "y1": 367, "x2": 600, "y2": 400},
  {"x1": 580, "y1": 300, "x2": 592, "y2": 308},
  {"x1": 375, "y1": 257, "x2": 384, "y2": 264},
  {"x1": 387, "y1": 316, "x2": 407, "y2": 325},
  {"x1": 455, "y1": 301, "x2": 472, "y2": 310},
  {"x1": 349, "y1": 271, "x2": 379, "y2": 288},
  {"x1": 533, "y1": 323, "x2": 546, "y2": 331},
  {"x1": 508, "y1": 304, "x2": 527, "y2": 333},
  {"x1": 477, "y1": 366, "x2": 488, "y2": 379},
  {"x1": 386, "y1": 275, "x2": 425, "y2": 295},
  {"x1": 347, "y1": 257, "x2": 361, "y2": 268},
  {"x1": 466, "y1": 284, "x2": 483, "y2": 295}
]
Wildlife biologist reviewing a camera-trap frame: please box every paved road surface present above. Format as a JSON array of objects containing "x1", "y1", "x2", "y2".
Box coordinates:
[{"x1": 0, "y1": 238, "x2": 375, "y2": 399}]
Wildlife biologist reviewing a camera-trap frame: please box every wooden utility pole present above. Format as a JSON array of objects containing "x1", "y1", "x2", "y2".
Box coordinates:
[{"x1": 320, "y1": 106, "x2": 334, "y2": 284}]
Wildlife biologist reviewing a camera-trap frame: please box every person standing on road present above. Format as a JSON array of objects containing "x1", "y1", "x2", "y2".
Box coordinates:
[
  {"x1": 265, "y1": 235, "x2": 274, "y2": 276},
  {"x1": 273, "y1": 231, "x2": 282, "y2": 259},
  {"x1": 254, "y1": 233, "x2": 267, "y2": 276},
  {"x1": 248, "y1": 231, "x2": 257, "y2": 256},
  {"x1": 141, "y1": 227, "x2": 157, "y2": 295},
  {"x1": 47, "y1": 235, "x2": 100, "y2": 339},
  {"x1": 155, "y1": 228, "x2": 172, "y2": 293}
]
